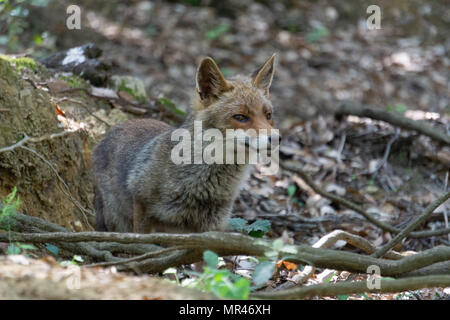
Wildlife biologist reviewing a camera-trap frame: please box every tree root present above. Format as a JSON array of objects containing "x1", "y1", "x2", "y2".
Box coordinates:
[{"x1": 252, "y1": 275, "x2": 450, "y2": 299}]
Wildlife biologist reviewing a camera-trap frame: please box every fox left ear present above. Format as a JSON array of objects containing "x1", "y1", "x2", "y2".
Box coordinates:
[
  {"x1": 252, "y1": 54, "x2": 276, "y2": 96},
  {"x1": 196, "y1": 57, "x2": 230, "y2": 105}
]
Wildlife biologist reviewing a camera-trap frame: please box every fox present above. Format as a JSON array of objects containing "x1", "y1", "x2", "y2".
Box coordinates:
[{"x1": 92, "y1": 55, "x2": 279, "y2": 233}]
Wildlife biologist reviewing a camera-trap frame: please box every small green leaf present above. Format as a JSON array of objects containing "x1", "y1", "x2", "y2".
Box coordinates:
[
  {"x1": 203, "y1": 250, "x2": 219, "y2": 268},
  {"x1": 230, "y1": 278, "x2": 251, "y2": 300},
  {"x1": 306, "y1": 26, "x2": 329, "y2": 42},
  {"x1": 228, "y1": 217, "x2": 248, "y2": 232},
  {"x1": 73, "y1": 255, "x2": 84, "y2": 262},
  {"x1": 287, "y1": 185, "x2": 296, "y2": 197},
  {"x1": 248, "y1": 219, "x2": 271, "y2": 232},
  {"x1": 7, "y1": 244, "x2": 21, "y2": 255},
  {"x1": 45, "y1": 243, "x2": 59, "y2": 256},
  {"x1": 205, "y1": 23, "x2": 230, "y2": 40},
  {"x1": 253, "y1": 261, "x2": 275, "y2": 287},
  {"x1": 17, "y1": 243, "x2": 38, "y2": 251},
  {"x1": 247, "y1": 219, "x2": 271, "y2": 237},
  {"x1": 337, "y1": 294, "x2": 349, "y2": 300},
  {"x1": 158, "y1": 97, "x2": 186, "y2": 116}
]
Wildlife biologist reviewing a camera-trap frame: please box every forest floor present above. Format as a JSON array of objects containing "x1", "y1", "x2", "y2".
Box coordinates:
[{"x1": 0, "y1": 0, "x2": 449, "y2": 299}]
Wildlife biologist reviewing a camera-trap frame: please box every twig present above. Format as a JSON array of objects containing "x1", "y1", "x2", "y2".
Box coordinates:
[
  {"x1": 0, "y1": 131, "x2": 70, "y2": 153},
  {"x1": 444, "y1": 172, "x2": 449, "y2": 242},
  {"x1": 334, "y1": 101, "x2": 450, "y2": 145},
  {"x1": 252, "y1": 275, "x2": 450, "y2": 299},
  {"x1": 86, "y1": 245, "x2": 188, "y2": 268},
  {"x1": 336, "y1": 134, "x2": 346, "y2": 163},
  {"x1": 281, "y1": 161, "x2": 450, "y2": 238},
  {"x1": 54, "y1": 97, "x2": 111, "y2": 127},
  {"x1": 370, "y1": 128, "x2": 400, "y2": 176},
  {"x1": 373, "y1": 191, "x2": 450, "y2": 258}
]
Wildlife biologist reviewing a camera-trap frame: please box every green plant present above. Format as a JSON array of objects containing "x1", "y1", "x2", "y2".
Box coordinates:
[
  {"x1": 0, "y1": 54, "x2": 37, "y2": 72},
  {"x1": 228, "y1": 218, "x2": 271, "y2": 238},
  {"x1": 306, "y1": 26, "x2": 330, "y2": 42},
  {"x1": 386, "y1": 103, "x2": 408, "y2": 114},
  {"x1": 0, "y1": 186, "x2": 20, "y2": 225},
  {"x1": 179, "y1": 250, "x2": 251, "y2": 299},
  {"x1": 205, "y1": 23, "x2": 230, "y2": 40},
  {"x1": 6, "y1": 242, "x2": 38, "y2": 255},
  {"x1": 0, "y1": 0, "x2": 50, "y2": 51},
  {"x1": 1, "y1": 187, "x2": 39, "y2": 255},
  {"x1": 158, "y1": 97, "x2": 186, "y2": 116},
  {"x1": 287, "y1": 184, "x2": 296, "y2": 198},
  {"x1": 60, "y1": 255, "x2": 84, "y2": 266}
]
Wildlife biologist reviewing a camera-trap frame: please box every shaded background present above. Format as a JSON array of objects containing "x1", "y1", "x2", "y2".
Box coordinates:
[{"x1": 1, "y1": 0, "x2": 449, "y2": 122}]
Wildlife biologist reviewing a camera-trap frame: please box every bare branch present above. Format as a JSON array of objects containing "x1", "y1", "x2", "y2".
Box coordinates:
[
  {"x1": 281, "y1": 161, "x2": 450, "y2": 238},
  {"x1": 0, "y1": 131, "x2": 70, "y2": 153},
  {"x1": 373, "y1": 191, "x2": 450, "y2": 258}
]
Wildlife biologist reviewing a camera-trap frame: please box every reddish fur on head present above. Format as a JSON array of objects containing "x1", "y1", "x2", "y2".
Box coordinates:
[{"x1": 193, "y1": 55, "x2": 276, "y2": 136}]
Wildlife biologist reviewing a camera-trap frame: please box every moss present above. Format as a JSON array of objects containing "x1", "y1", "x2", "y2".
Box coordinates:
[
  {"x1": 57, "y1": 74, "x2": 88, "y2": 88},
  {"x1": 110, "y1": 75, "x2": 149, "y2": 104},
  {"x1": 0, "y1": 57, "x2": 18, "y2": 80},
  {"x1": 118, "y1": 79, "x2": 148, "y2": 103},
  {"x1": 0, "y1": 55, "x2": 37, "y2": 72}
]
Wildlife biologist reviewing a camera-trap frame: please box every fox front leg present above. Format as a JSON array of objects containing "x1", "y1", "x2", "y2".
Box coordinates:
[{"x1": 132, "y1": 199, "x2": 146, "y2": 233}]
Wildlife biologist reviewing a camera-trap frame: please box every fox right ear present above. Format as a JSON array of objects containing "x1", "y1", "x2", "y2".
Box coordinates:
[{"x1": 196, "y1": 57, "x2": 230, "y2": 105}]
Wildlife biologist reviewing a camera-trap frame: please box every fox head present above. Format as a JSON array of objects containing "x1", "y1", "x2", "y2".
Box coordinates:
[{"x1": 192, "y1": 55, "x2": 280, "y2": 153}]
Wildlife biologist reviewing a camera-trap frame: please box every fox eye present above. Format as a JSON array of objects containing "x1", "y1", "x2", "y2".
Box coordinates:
[
  {"x1": 266, "y1": 113, "x2": 272, "y2": 120},
  {"x1": 233, "y1": 114, "x2": 250, "y2": 122}
]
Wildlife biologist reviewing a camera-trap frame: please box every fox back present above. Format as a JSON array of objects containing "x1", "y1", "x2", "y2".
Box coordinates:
[{"x1": 92, "y1": 55, "x2": 277, "y2": 233}]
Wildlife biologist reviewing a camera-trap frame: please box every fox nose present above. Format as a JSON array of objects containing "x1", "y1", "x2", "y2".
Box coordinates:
[{"x1": 268, "y1": 135, "x2": 282, "y2": 145}]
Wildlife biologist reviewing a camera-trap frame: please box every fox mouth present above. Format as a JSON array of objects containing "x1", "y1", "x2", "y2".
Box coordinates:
[{"x1": 242, "y1": 140, "x2": 272, "y2": 156}]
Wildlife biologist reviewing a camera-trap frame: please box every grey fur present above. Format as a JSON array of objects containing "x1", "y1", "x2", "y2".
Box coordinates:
[{"x1": 92, "y1": 118, "x2": 249, "y2": 233}]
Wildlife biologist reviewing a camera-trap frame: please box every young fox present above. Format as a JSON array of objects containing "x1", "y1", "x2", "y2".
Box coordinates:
[{"x1": 92, "y1": 55, "x2": 278, "y2": 233}]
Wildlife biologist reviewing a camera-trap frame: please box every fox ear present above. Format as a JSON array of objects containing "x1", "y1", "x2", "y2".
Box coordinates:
[
  {"x1": 252, "y1": 54, "x2": 276, "y2": 95},
  {"x1": 196, "y1": 57, "x2": 230, "y2": 104}
]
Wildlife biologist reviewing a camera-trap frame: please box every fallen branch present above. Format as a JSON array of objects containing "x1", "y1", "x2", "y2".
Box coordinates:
[
  {"x1": 0, "y1": 230, "x2": 449, "y2": 277},
  {"x1": 373, "y1": 191, "x2": 450, "y2": 258},
  {"x1": 0, "y1": 210, "x2": 156, "y2": 262},
  {"x1": 252, "y1": 275, "x2": 450, "y2": 299},
  {"x1": 335, "y1": 101, "x2": 450, "y2": 145}
]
